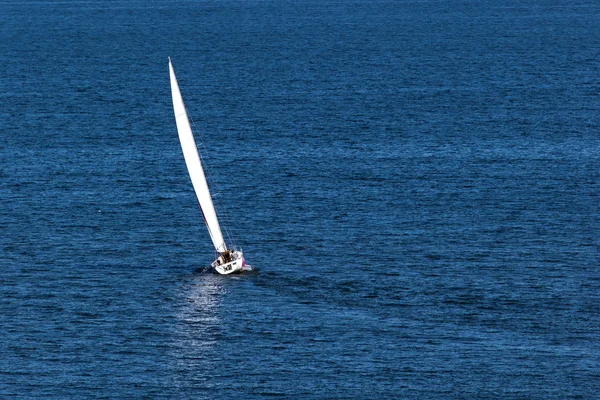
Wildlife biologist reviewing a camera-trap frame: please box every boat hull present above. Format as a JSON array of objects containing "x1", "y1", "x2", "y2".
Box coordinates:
[{"x1": 213, "y1": 251, "x2": 244, "y2": 275}]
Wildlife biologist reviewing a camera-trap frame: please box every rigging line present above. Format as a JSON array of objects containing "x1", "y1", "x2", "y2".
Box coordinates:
[
  {"x1": 186, "y1": 106, "x2": 241, "y2": 249},
  {"x1": 174, "y1": 70, "x2": 241, "y2": 253}
]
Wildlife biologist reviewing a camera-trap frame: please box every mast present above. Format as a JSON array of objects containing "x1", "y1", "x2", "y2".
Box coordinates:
[{"x1": 168, "y1": 58, "x2": 227, "y2": 253}]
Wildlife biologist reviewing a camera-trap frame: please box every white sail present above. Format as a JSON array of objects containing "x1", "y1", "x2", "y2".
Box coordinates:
[{"x1": 169, "y1": 58, "x2": 227, "y2": 253}]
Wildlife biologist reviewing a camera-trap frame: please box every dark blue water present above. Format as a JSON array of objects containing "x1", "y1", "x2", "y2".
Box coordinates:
[{"x1": 1, "y1": 0, "x2": 599, "y2": 398}]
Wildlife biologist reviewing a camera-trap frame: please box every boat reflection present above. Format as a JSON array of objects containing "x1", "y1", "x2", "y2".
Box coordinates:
[{"x1": 169, "y1": 269, "x2": 227, "y2": 380}]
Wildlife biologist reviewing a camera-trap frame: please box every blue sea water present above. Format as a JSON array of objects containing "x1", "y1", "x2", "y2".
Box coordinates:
[{"x1": 1, "y1": 0, "x2": 599, "y2": 398}]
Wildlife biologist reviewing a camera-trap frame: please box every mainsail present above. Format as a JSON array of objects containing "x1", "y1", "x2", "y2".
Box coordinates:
[{"x1": 168, "y1": 58, "x2": 227, "y2": 253}]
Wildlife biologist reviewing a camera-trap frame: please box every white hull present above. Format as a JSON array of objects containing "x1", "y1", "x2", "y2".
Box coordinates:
[{"x1": 212, "y1": 251, "x2": 244, "y2": 275}]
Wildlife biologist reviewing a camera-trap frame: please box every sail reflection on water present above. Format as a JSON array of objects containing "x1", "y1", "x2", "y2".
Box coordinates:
[{"x1": 168, "y1": 272, "x2": 227, "y2": 384}]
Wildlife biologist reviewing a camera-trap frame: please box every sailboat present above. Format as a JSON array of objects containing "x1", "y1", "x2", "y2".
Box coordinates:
[{"x1": 168, "y1": 58, "x2": 245, "y2": 275}]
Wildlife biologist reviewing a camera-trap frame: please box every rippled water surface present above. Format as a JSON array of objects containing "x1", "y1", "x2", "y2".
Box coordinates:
[{"x1": 1, "y1": 0, "x2": 599, "y2": 398}]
